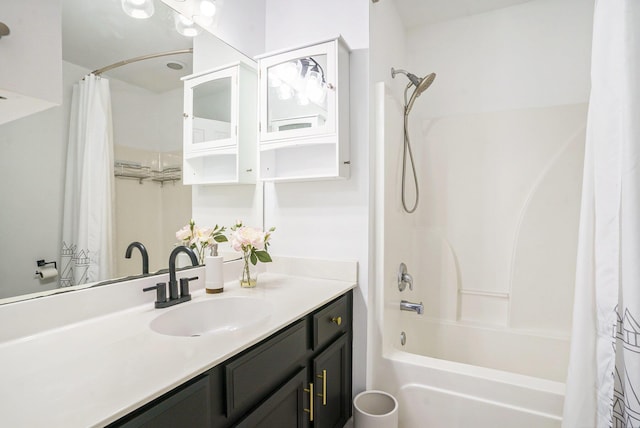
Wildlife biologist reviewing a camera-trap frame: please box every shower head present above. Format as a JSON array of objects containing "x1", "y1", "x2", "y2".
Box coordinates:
[
  {"x1": 414, "y1": 72, "x2": 436, "y2": 96},
  {"x1": 391, "y1": 68, "x2": 436, "y2": 93},
  {"x1": 391, "y1": 68, "x2": 436, "y2": 113}
]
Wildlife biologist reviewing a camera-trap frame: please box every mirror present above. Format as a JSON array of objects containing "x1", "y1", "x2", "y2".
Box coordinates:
[{"x1": 0, "y1": 0, "x2": 259, "y2": 303}]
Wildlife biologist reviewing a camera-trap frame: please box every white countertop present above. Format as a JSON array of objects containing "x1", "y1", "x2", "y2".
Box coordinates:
[{"x1": 0, "y1": 258, "x2": 356, "y2": 427}]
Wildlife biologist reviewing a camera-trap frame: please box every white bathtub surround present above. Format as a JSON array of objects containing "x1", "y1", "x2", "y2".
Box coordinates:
[
  {"x1": 563, "y1": 2, "x2": 640, "y2": 427},
  {"x1": 0, "y1": 256, "x2": 356, "y2": 427}
]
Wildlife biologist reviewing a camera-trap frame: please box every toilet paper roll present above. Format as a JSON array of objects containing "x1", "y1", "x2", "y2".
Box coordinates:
[{"x1": 37, "y1": 266, "x2": 58, "y2": 280}]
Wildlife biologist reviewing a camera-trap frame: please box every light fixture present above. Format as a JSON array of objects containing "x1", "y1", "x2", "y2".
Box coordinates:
[
  {"x1": 269, "y1": 57, "x2": 328, "y2": 106},
  {"x1": 174, "y1": 12, "x2": 202, "y2": 37},
  {"x1": 121, "y1": 0, "x2": 155, "y2": 19},
  {"x1": 199, "y1": 0, "x2": 217, "y2": 17}
]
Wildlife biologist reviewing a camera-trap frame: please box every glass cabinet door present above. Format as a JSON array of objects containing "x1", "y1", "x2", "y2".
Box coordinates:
[
  {"x1": 184, "y1": 66, "x2": 237, "y2": 153},
  {"x1": 192, "y1": 77, "x2": 232, "y2": 144},
  {"x1": 259, "y1": 42, "x2": 337, "y2": 142}
]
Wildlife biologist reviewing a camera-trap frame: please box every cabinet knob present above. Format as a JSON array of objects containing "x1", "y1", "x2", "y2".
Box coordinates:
[{"x1": 331, "y1": 316, "x2": 342, "y2": 326}]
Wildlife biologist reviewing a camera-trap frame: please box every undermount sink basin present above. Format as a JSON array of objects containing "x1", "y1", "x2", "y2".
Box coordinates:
[{"x1": 149, "y1": 297, "x2": 271, "y2": 337}]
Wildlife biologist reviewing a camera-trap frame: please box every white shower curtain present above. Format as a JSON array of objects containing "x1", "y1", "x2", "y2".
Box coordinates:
[
  {"x1": 563, "y1": 1, "x2": 640, "y2": 427},
  {"x1": 61, "y1": 74, "x2": 115, "y2": 287}
]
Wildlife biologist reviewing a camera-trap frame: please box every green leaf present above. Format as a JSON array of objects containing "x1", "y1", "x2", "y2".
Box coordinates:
[
  {"x1": 214, "y1": 235, "x2": 228, "y2": 242},
  {"x1": 255, "y1": 250, "x2": 272, "y2": 263},
  {"x1": 250, "y1": 251, "x2": 258, "y2": 265}
]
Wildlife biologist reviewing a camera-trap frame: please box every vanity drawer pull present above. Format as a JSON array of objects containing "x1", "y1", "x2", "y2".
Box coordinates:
[
  {"x1": 304, "y1": 382, "x2": 314, "y2": 421},
  {"x1": 313, "y1": 294, "x2": 349, "y2": 350}
]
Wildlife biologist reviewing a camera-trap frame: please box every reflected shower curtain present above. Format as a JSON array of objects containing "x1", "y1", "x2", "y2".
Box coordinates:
[
  {"x1": 61, "y1": 74, "x2": 115, "y2": 287},
  {"x1": 563, "y1": 1, "x2": 640, "y2": 427}
]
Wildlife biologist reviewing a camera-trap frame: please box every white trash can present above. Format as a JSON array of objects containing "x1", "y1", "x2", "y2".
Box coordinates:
[{"x1": 353, "y1": 390, "x2": 398, "y2": 428}]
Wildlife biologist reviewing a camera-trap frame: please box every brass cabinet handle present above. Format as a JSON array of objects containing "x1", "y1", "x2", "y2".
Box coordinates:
[
  {"x1": 331, "y1": 316, "x2": 342, "y2": 326},
  {"x1": 317, "y1": 369, "x2": 327, "y2": 406},
  {"x1": 304, "y1": 383, "x2": 314, "y2": 421}
]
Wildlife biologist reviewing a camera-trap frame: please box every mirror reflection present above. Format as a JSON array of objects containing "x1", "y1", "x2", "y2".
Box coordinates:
[
  {"x1": 267, "y1": 54, "x2": 329, "y2": 133},
  {"x1": 192, "y1": 77, "x2": 233, "y2": 144},
  {"x1": 0, "y1": 0, "x2": 254, "y2": 303}
]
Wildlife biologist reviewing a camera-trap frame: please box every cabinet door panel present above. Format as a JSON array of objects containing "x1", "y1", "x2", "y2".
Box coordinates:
[
  {"x1": 313, "y1": 334, "x2": 350, "y2": 428},
  {"x1": 236, "y1": 367, "x2": 309, "y2": 428},
  {"x1": 114, "y1": 376, "x2": 210, "y2": 428},
  {"x1": 226, "y1": 319, "x2": 308, "y2": 415}
]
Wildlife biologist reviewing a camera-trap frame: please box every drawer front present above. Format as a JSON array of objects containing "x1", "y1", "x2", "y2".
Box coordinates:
[
  {"x1": 226, "y1": 318, "x2": 308, "y2": 416},
  {"x1": 313, "y1": 294, "x2": 349, "y2": 350}
]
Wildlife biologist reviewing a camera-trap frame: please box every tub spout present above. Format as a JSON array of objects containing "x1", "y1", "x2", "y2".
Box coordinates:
[{"x1": 400, "y1": 300, "x2": 424, "y2": 315}]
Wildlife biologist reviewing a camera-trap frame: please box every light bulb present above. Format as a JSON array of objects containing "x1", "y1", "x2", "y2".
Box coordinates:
[
  {"x1": 306, "y1": 71, "x2": 326, "y2": 105},
  {"x1": 277, "y1": 84, "x2": 293, "y2": 100},
  {"x1": 121, "y1": 0, "x2": 154, "y2": 19},
  {"x1": 199, "y1": 0, "x2": 217, "y2": 17},
  {"x1": 275, "y1": 61, "x2": 300, "y2": 85},
  {"x1": 174, "y1": 12, "x2": 202, "y2": 37},
  {"x1": 296, "y1": 92, "x2": 310, "y2": 106}
]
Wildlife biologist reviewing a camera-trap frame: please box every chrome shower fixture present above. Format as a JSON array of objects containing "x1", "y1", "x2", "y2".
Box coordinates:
[
  {"x1": 391, "y1": 67, "x2": 437, "y2": 214},
  {"x1": 391, "y1": 68, "x2": 436, "y2": 114}
]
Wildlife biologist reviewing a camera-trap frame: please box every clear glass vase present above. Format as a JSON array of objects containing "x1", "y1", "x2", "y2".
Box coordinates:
[{"x1": 239, "y1": 253, "x2": 258, "y2": 288}]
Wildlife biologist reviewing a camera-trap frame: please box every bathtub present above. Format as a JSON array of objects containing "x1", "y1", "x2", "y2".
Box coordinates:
[
  {"x1": 372, "y1": 82, "x2": 572, "y2": 427},
  {"x1": 379, "y1": 314, "x2": 566, "y2": 428}
]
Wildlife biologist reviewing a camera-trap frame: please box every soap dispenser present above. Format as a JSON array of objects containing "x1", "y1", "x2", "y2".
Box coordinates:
[{"x1": 205, "y1": 244, "x2": 224, "y2": 294}]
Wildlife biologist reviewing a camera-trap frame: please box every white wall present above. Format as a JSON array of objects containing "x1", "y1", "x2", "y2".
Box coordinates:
[
  {"x1": 0, "y1": 0, "x2": 62, "y2": 124},
  {"x1": 264, "y1": 0, "x2": 370, "y2": 397},
  {"x1": 407, "y1": 0, "x2": 593, "y2": 118},
  {"x1": 369, "y1": 0, "x2": 409, "y2": 391},
  {"x1": 0, "y1": 61, "x2": 82, "y2": 299}
]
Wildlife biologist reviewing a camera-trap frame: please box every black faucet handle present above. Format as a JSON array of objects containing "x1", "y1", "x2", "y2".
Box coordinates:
[
  {"x1": 143, "y1": 282, "x2": 167, "y2": 307},
  {"x1": 179, "y1": 276, "x2": 199, "y2": 298}
]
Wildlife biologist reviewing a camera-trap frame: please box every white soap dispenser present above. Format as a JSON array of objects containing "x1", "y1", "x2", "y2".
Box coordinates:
[{"x1": 205, "y1": 243, "x2": 224, "y2": 294}]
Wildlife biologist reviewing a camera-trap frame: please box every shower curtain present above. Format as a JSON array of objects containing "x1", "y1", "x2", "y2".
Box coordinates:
[
  {"x1": 563, "y1": 1, "x2": 640, "y2": 427},
  {"x1": 61, "y1": 74, "x2": 115, "y2": 287}
]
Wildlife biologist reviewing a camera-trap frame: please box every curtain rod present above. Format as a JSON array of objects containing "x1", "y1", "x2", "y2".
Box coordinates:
[{"x1": 92, "y1": 48, "x2": 194, "y2": 76}]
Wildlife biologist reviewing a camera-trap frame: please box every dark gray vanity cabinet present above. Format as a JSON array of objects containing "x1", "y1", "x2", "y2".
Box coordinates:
[
  {"x1": 115, "y1": 375, "x2": 211, "y2": 428},
  {"x1": 110, "y1": 291, "x2": 352, "y2": 428}
]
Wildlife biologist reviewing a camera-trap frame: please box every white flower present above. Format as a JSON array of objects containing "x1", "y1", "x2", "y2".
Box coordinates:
[
  {"x1": 175, "y1": 225, "x2": 191, "y2": 241},
  {"x1": 231, "y1": 226, "x2": 266, "y2": 252}
]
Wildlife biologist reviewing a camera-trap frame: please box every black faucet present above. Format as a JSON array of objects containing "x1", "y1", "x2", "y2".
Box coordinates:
[
  {"x1": 125, "y1": 241, "x2": 149, "y2": 275},
  {"x1": 168, "y1": 245, "x2": 199, "y2": 300},
  {"x1": 143, "y1": 245, "x2": 199, "y2": 308}
]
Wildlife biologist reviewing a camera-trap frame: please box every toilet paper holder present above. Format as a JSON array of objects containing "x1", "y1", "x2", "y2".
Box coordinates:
[{"x1": 35, "y1": 259, "x2": 57, "y2": 278}]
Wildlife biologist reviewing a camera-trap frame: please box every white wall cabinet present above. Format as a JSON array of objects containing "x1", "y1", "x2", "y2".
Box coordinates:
[
  {"x1": 257, "y1": 37, "x2": 350, "y2": 181},
  {"x1": 182, "y1": 61, "x2": 257, "y2": 184}
]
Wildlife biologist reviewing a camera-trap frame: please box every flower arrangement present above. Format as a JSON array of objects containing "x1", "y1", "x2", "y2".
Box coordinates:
[
  {"x1": 176, "y1": 219, "x2": 228, "y2": 264},
  {"x1": 230, "y1": 221, "x2": 275, "y2": 287}
]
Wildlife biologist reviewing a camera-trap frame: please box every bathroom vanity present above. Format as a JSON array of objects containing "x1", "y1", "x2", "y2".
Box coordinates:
[
  {"x1": 0, "y1": 257, "x2": 356, "y2": 427},
  {"x1": 111, "y1": 292, "x2": 352, "y2": 427}
]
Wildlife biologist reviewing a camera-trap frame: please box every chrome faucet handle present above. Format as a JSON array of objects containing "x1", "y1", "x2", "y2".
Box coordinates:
[{"x1": 398, "y1": 263, "x2": 413, "y2": 291}]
